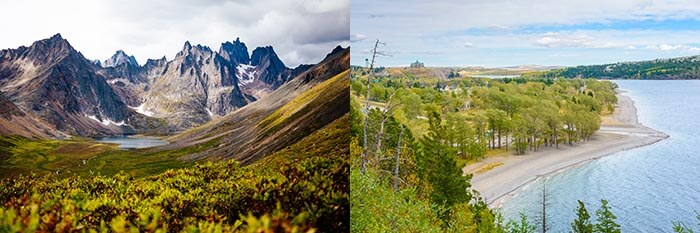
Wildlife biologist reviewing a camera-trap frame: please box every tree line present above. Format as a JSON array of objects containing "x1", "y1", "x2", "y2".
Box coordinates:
[
  {"x1": 526, "y1": 55, "x2": 700, "y2": 80},
  {"x1": 352, "y1": 68, "x2": 617, "y2": 159}
]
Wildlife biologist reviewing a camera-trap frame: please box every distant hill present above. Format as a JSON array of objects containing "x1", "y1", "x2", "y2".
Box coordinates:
[{"x1": 539, "y1": 55, "x2": 700, "y2": 79}]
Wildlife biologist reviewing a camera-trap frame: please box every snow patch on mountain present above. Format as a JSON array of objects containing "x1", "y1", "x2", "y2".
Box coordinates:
[
  {"x1": 86, "y1": 115, "x2": 127, "y2": 126},
  {"x1": 129, "y1": 104, "x2": 154, "y2": 117},
  {"x1": 236, "y1": 64, "x2": 257, "y2": 86},
  {"x1": 107, "y1": 78, "x2": 126, "y2": 85}
]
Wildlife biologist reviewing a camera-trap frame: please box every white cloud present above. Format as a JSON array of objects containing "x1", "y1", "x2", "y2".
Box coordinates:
[
  {"x1": 351, "y1": 33, "x2": 368, "y2": 42},
  {"x1": 646, "y1": 44, "x2": 700, "y2": 52},
  {"x1": 463, "y1": 42, "x2": 474, "y2": 48},
  {"x1": 534, "y1": 33, "x2": 617, "y2": 48},
  {"x1": 0, "y1": 0, "x2": 349, "y2": 67}
]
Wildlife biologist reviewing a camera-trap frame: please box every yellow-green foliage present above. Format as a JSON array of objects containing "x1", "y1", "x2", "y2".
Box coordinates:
[
  {"x1": 0, "y1": 136, "x2": 117, "y2": 177},
  {"x1": 0, "y1": 135, "x2": 227, "y2": 179},
  {"x1": 0, "y1": 116, "x2": 349, "y2": 232},
  {"x1": 255, "y1": 115, "x2": 349, "y2": 170},
  {"x1": 350, "y1": 169, "x2": 444, "y2": 232},
  {"x1": 0, "y1": 157, "x2": 346, "y2": 232},
  {"x1": 260, "y1": 69, "x2": 349, "y2": 130}
]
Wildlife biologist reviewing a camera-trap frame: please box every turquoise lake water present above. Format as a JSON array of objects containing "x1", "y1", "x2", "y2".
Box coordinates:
[
  {"x1": 501, "y1": 80, "x2": 700, "y2": 232},
  {"x1": 96, "y1": 136, "x2": 168, "y2": 149}
]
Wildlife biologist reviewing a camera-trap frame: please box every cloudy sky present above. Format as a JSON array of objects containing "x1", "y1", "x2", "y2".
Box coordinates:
[
  {"x1": 351, "y1": 0, "x2": 700, "y2": 67},
  {"x1": 0, "y1": 0, "x2": 349, "y2": 67}
]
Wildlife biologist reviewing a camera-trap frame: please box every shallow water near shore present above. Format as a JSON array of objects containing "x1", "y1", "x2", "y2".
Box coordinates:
[
  {"x1": 500, "y1": 80, "x2": 700, "y2": 232},
  {"x1": 96, "y1": 135, "x2": 168, "y2": 149}
]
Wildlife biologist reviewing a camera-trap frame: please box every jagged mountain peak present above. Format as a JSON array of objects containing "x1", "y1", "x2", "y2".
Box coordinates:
[
  {"x1": 220, "y1": 37, "x2": 250, "y2": 65},
  {"x1": 178, "y1": 41, "x2": 215, "y2": 58},
  {"x1": 34, "y1": 33, "x2": 70, "y2": 48},
  {"x1": 26, "y1": 33, "x2": 74, "y2": 60},
  {"x1": 251, "y1": 46, "x2": 285, "y2": 68},
  {"x1": 325, "y1": 45, "x2": 347, "y2": 59},
  {"x1": 0, "y1": 34, "x2": 141, "y2": 136},
  {"x1": 195, "y1": 44, "x2": 212, "y2": 52},
  {"x1": 49, "y1": 33, "x2": 64, "y2": 41},
  {"x1": 104, "y1": 49, "x2": 138, "y2": 67},
  {"x1": 144, "y1": 56, "x2": 167, "y2": 67}
]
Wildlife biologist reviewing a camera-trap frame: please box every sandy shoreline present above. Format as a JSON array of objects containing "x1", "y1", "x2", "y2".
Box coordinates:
[{"x1": 463, "y1": 91, "x2": 669, "y2": 208}]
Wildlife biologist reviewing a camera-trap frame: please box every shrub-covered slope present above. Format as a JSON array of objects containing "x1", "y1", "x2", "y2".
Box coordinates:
[{"x1": 0, "y1": 115, "x2": 349, "y2": 232}]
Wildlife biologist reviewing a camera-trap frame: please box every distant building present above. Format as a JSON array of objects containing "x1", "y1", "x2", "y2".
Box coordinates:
[{"x1": 410, "y1": 60, "x2": 424, "y2": 68}]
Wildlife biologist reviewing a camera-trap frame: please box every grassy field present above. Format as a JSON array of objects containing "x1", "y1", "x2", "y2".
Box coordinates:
[
  {"x1": 0, "y1": 136, "x2": 118, "y2": 177},
  {"x1": 259, "y1": 69, "x2": 349, "y2": 132},
  {"x1": 0, "y1": 135, "x2": 227, "y2": 178}
]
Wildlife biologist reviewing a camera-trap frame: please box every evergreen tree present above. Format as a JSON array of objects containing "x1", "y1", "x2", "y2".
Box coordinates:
[
  {"x1": 572, "y1": 200, "x2": 594, "y2": 233},
  {"x1": 507, "y1": 213, "x2": 536, "y2": 233},
  {"x1": 419, "y1": 110, "x2": 470, "y2": 216},
  {"x1": 594, "y1": 199, "x2": 621, "y2": 233}
]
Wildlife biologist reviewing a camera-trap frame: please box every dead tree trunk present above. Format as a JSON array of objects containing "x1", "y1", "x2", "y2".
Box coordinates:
[
  {"x1": 361, "y1": 39, "x2": 380, "y2": 174},
  {"x1": 375, "y1": 116, "x2": 386, "y2": 162},
  {"x1": 540, "y1": 176, "x2": 549, "y2": 233}
]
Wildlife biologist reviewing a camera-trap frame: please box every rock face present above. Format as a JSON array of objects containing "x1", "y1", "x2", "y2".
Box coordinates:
[
  {"x1": 139, "y1": 42, "x2": 251, "y2": 130},
  {"x1": 133, "y1": 39, "x2": 309, "y2": 130},
  {"x1": 168, "y1": 46, "x2": 350, "y2": 164},
  {"x1": 0, "y1": 91, "x2": 64, "y2": 138},
  {"x1": 219, "y1": 38, "x2": 250, "y2": 65},
  {"x1": 103, "y1": 50, "x2": 138, "y2": 67},
  {"x1": 250, "y1": 46, "x2": 290, "y2": 88},
  {"x1": 0, "y1": 33, "x2": 328, "y2": 137},
  {"x1": 99, "y1": 50, "x2": 148, "y2": 106},
  {"x1": 0, "y1": 34, "x2": 141, "y2": 136}
]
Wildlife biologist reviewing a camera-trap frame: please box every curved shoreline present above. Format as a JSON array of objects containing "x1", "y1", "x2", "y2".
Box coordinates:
[{"x1": 464, "y1": 91, "x2": 669, "y2": 208}]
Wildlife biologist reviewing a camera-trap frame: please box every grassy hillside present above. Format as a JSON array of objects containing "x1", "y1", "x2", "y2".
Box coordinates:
[{"x1": 168, "y1": 48, "x2": 350, "y2": 165}]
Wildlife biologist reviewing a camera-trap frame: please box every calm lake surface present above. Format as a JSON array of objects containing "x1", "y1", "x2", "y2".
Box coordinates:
[
  {"x1": 96, "y1": 136, "x2": 168, "y2": 149},
  {"x1": 501, "y1": 80, "x2": 700, "y2": 232}
]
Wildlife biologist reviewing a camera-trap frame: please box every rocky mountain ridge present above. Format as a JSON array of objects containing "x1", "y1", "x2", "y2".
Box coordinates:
[{"x1": 0, "y1": 33, "x2": 333, "y2": 137}]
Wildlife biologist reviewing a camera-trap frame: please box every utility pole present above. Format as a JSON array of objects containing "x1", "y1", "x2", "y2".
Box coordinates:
[{"x1": 361, "y1": 39, "x2": 382, "y2": 174}]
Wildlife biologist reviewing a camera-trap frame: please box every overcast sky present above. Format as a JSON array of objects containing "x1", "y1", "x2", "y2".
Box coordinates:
[
  {"x1": 0, "y1": 0, "x2": 349, "y2": 67},
  {"x1": 351, "y1": 0, "x2": 700, "y2": 67}
]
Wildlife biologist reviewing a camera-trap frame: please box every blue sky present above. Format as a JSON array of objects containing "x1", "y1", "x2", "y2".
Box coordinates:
[{"x1": 351, "y1": 0, "x2": 700, "y2": 67}]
